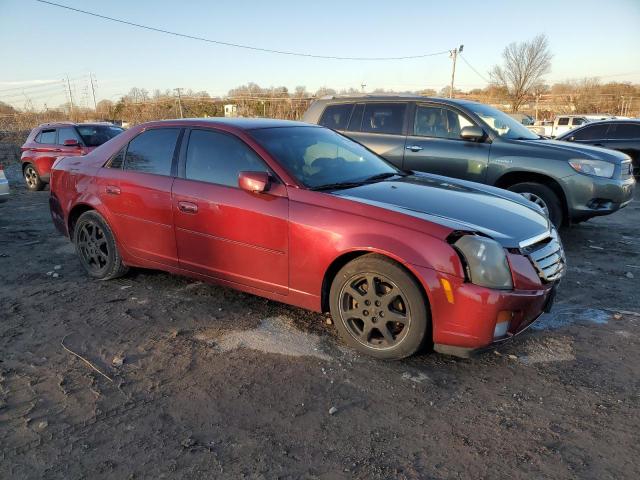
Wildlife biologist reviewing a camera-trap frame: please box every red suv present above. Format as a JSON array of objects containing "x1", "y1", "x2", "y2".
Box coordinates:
[
  {"x1": 49, "y1": 119, "x2": 564, "y2": 359},
  {"x1": 21, "y1": 122, "x2": 123, "y2": 191}
]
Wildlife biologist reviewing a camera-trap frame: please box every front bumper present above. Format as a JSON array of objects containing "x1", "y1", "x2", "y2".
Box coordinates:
[
  {"x1": 564, "y1": 172, "x2": 635, "y2": 221},
  {"x1": 413, "y1": 265, "x2": 556, "y2": 357}
]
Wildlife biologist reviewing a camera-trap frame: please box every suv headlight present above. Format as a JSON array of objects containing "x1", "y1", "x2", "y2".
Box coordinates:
[
  {"x1": 454, "y1": 235, "x2": 513, "y2": 290},
  {"x1": 568, "y1": 159, "x2": 615, "y2": 178}
]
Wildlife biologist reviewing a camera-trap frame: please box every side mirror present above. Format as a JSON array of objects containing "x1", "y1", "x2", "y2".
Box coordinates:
[
  {"x1": 63, "y1": 139, "x2": 80, "y2": 147},
  {"x1": 460, "y1": 126, "x2": 485, "y2": 142},
  {"x1": 238, "y1": 171, "x2": 270, "y2": 193},
  {"x1": 567, "y1": 136, "x2": 575, "y2": 142}
]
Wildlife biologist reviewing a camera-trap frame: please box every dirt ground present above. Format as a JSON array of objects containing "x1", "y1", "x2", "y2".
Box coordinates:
[{"x1": 1, "y1": 162, "x2": 639, "y2": 479}]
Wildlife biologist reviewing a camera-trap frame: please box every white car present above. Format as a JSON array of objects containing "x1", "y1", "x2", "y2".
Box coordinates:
[
  {"x1": 0, "y1": 165, "x2": 9, "y2": 202},
  {"x1": 552, "y1": 115, "x2": 614, "y2": 137}
]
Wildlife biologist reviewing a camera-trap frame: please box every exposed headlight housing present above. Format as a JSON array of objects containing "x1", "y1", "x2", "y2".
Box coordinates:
[
  {"x1": 568, "y1": 158, "x2": 615, "y2": 178},
  {"x1": 453, "y1": 235, "x2": 513, "y2": 290}
]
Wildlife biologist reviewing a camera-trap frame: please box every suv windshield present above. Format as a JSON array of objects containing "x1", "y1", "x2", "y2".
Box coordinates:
[
  {"x1": 468, "y1": 104, "x2": 539, "y2": 140},
  {"x1": 250, "y1": 126, "x2": 401, "y2": 189},
  {"x1": 76, "y1": 125, "x2": 124, "y2": 147}
]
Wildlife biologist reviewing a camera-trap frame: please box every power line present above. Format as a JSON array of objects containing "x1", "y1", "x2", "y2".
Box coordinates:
[
  {"x1": 34, "y1": 0, "x2": 450, "y2": 61},
  {"x1": 459, "y1": 54, "x2": 490, "y2": 83}
]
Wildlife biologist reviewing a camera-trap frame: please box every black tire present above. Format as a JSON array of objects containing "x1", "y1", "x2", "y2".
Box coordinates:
[
  {"x1": 329, "y1": 254, "x2": 430, "y2": 360},
  {"x1": 23, "y1": 163, "x2": 44, "y2": 191},
  {"x1": 508, "y1": 182, "x2": 564, "y2": 227},
  {"x1": 73, "y1": 211, "x2": 128, "y2": 280}
]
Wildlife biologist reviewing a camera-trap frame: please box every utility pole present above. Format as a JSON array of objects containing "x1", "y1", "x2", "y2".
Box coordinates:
[
  {"x1": 66, "y1": 75, "x2": 75, "y2": 120},
  {"x1": 449, "y1": 44, "x2": 464, "y2": 99},
  {"x1": 89, "y1": 73, "x2": 98, "y2": 111},
  {"x1": 360, "y1": 83, "x2": 366, "y2": 93},
  {"x1": 174, "y1": 88, "x2": 184, "y2": 118}
]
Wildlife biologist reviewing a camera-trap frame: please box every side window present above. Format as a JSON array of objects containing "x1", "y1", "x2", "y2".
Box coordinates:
[
  {"x1": 557, "y1": 117, "x2": 569, "y2": 126},
  {"x1": 361, "y1": 103, "x2": 407, "y2": 135},
  {"x1": 572, "y1": 118, "x2": 586, "y2": 126},
  {"x1": 347, "y1": 103, "x2": 365, "y2": 131},
  {"x1": 607, "y1": 123, "x2": 640, "y2": 140},
  {"x1": 37, "y1": 129, "x2": 57, "y2": 144},
  {"x1": 414, "y1": 105, "x2": 473, "y2": 140},
  {"x1": 319, "y1": 104, "x2": 354, "y2": 130},
  {"x1": 57, "y1": 127, "x2": 82, "y2": 145},
  {"x1": 571, "y1": 124, "x2": 607, "y2": 140},
  {"x1": 107, "y1": 148, "x2": 125, "y2": 169},
  {"x1": 124, "y1": 128, "x2": 180, "y2": 176},
  {"x1": 185, "y1": 129, "x2": 268, "y2": 187}
]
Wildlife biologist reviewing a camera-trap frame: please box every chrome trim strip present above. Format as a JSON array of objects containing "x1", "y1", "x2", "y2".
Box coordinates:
[{"x1": 519, "y1": 230, "x2": 551, "y2": 249}]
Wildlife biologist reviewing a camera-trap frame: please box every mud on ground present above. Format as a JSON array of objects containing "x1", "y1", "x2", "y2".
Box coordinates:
[{"x1": 1, "y1": 163, "x2": 639, "y2": 479}]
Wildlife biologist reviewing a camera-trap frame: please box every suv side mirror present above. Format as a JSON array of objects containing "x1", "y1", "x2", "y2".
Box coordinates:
[
  {"x1": 63, "y1": 139, "x2": 80, "y2": 147},
  {"x1": 460, "y1": 126, "x2": 485, "y2": 142},
  {"x1": 238, "y1": 171, "x2": 270, "y2": 193}
]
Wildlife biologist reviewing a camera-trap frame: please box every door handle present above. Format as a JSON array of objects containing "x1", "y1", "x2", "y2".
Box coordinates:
[
  {"x1": 178, "y1": 201, "x2": 198, "y2": 214},
  {"x1": 105, "y1": 185, "x2": 121, "y2": 195},
  {"x1": 53, "y1": 148, "x2": 63, "y2": 152},
  {"x1": 406, "y1": 145, "x2": 423, "y2": 152}
]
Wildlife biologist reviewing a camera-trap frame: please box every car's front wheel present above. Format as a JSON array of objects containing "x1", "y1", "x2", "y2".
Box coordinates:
[
  {"x1": 508, "y1": 182, "x2": 563, "y2": 227},
  {"x1": 329, "y1": 254, "x2": 430, "y2": 360},
  {"x1": 23, "y1": 163, "x2": 44, "y2": 191},
  {"x1": 74, "y1": 211, "x2": 128, "y2": 280}
]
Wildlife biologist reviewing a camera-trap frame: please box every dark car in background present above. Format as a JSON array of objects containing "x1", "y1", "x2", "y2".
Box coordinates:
[
  {"x1": 556, "y1": 119, "x2": 640, "y2": 176},
  {"x1": 303, "y1": 96, "x2": 635, "y2": 227},
  {"x1": 21, "y1": 122, "x2": 124, "y2": 191}
]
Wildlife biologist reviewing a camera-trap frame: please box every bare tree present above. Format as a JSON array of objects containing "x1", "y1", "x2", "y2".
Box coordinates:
[{"x1": 490, "y1": 34, "x2": 552, "y2": 112}]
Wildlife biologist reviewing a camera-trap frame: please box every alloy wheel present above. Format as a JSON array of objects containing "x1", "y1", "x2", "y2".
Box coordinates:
[
  {"x1": 77, "y1": 221, "x2": 110, "y2": 273},
  {"x1": 338, "y1": 272, "x2": 411, "y2": 350},
  {"x1": 24, "y1": 166, "x2": 38, "y2": 188},
  {"x1": 519, "y1": 192, "x2": 550, "y2": 217}
]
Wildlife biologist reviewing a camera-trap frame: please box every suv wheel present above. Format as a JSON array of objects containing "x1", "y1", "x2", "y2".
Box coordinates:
[
  {"x1": 508, "y1": 182, "x2": 563, "y2": 227},
  {"x1": 24, "y1": 164, "x2": 44, "y2": 191},
  {"x1": 74, "y1": 211, "x2": 128, "y2": 280},
  {"x1": 329, "y1": 254, "x2": 430, "y2": 360}
]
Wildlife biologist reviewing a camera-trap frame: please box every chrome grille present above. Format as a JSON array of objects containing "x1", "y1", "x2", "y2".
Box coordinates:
[{"x1": 522, "y1": 229, "x2": 566, "y2": 282}]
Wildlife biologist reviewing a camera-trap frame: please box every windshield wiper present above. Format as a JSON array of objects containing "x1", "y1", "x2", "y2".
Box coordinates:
[
  {"x1": 362, "y1": 172, "x2": 403, "y2": 182},
  {"x1": 311, "y1": 171, "x2": 405, "y2": 191}
]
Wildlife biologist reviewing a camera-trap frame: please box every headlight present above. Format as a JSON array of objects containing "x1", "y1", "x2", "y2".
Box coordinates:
[
  {"x1": 454, "y1": 235, "x2": 513, "y2": 290},
  {"x1": 568, "y1": 159, "x2": 615, "y2": 178}
]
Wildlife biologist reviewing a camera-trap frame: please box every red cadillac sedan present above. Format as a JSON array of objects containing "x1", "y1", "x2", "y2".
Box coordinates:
[{"x1": 49, "y1": 119, "x2": 564, "y2": 359}]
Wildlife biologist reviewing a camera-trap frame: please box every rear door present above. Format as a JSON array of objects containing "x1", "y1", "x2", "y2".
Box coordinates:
[
  {"x1": 403, "y1": 103, "x2": 490, "y2": 183},
  {"x1": 98, "y1": 127, "x2": 182, "y2": 267},
  {"x1": 172, "y1": 128, "x2": 289, "y2": 295},
  {"x1": 28, "y1": 128, "x2": 59, "y2": 178},
  {"x1": 341, "y1": 102, "x2": 408, "y2": 168},
  {"x1": 603, "y1": 123, "x2": 640, "y2": 175}
]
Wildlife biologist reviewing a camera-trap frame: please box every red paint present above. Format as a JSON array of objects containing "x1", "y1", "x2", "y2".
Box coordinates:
[{"x1": 50, "y1": 119, "x2": 554, "y2": 353}]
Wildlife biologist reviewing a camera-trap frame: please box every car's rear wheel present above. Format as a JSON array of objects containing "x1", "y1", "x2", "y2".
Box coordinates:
[
  {"x1": 24, "y1": 164, "x2": 44, "y2": 191},
  {"x1": 329, "y1": 254, "x2": 430, "y2": 360},
  {"x1": 74, "y1": 211, "x2": 128, "y2": 280},
  {"x1": 508, "y1": 182, "x2": 563, "y2": 227}
]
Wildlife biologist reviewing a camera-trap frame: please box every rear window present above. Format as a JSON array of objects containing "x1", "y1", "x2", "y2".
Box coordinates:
[
  {"x1": 36, "y1": 129, "x2": 57, "y2": 144},
  {"x1": 607, "y1": 123, "x2": 640, "y2": 140},
  {"x1": 124, "y1": 128, "x2": 180, "y2": 176},
  {"x1": 76, "y1": 125, "x2": 124, "y2": 147},
  {"x1": 361, "y1": 103, "x2": 407, "y2": 135},
  {"x1": 319, "y1": 104, "x2": 354, "y2": 130}
]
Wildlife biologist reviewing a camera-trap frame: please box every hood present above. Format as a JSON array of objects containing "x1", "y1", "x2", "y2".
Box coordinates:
[
  {"x1": 514, "y1": 139, "x2": 629, "y2": 162},
  {"x1": 333, "y1": 174, "x2": 550, "y2": 248}
]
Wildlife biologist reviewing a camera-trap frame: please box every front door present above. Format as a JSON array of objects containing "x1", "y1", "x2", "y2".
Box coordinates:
[
  {"x1": 403, "y1": 103, "x2": 491, "y2": 183},
  {"x1": 172, "y1": 128, "x2": 289, "y2": 295}
]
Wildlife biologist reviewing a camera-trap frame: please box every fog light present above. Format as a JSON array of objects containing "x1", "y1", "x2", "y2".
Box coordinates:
[{"x1": 494, "y1": 311, "x2": 513, "y2": 339}]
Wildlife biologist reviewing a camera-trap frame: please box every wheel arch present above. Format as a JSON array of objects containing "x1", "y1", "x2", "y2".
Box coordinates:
[
  {"x1": 494, "y1": 170, "x2": 569, "y2": 222},
  {"x1": 67, "y1": 203, "x2": 97, "y2": 238}
]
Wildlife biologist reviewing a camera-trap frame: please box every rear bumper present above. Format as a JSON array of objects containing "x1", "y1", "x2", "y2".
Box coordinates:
[
  {"x1": 413, "y1": 266, "x2": 555, "y2": 356},
  {"x1": 49, "y1": 194, "x2": 68, "y2": 236}
]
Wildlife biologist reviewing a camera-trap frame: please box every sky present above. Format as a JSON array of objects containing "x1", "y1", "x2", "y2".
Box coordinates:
[{"x1": 1, "y1": 0, "x2": 639, "y2": 109}]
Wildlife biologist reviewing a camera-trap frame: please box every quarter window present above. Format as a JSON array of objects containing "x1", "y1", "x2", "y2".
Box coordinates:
[
  {"x1": 571, "y1": 118, "x2": 586, "y2": 126},
  {"x1": 57, "y1": 127, "x2": 82, "y2": 145},
  {"x1": 107, "y1": 148, "x2": 125, "y2": 169},
  {"x1": 319, "y1": 104, "x2": 354, "y2": 130},
  {"x1": 414, "y1": 105, "x2": 473, "y2": 139},
  {"x1": 37, "y1": 129, "x2": 57, "y2": 144},
  {"x1": 185, "y1": 129, "x2": 268, "y2": 187},
  {"x1": 607, "y1": 123, "x2": 640, "y2": 140},
  {"x1": 124, "y1": 128, "x2": 180, "y2": 176},
  {"x1": 361, "y1": 103, "x2": 407, "y2": 135}
]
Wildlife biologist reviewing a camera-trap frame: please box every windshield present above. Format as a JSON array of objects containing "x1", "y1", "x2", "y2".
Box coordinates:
[
  {"x1": 76, "y1": 125, "x2": 124, "y2": 147},
  {"x1": 468, "y1": 104, "x2": 539, "y2": 140},
  {"x1": 250, "y1": 126, "x2": 400, "y2": 189}
]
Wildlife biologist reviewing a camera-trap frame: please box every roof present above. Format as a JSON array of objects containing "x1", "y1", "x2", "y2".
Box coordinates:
[
  {"x1": 38, "y1": 121, "x2": 121, "y2": 128},
  {"x1": 144, "y1": 117, "x2": 315, "y2": 130},
  {"x1": 314, "y1": 94, "x2": 478, "y2": 106}
]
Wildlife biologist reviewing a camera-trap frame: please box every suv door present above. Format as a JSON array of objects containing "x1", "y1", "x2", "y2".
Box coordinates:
[
  {"x1": 341, "y1": 102, "x2": 408, "y2": 168},
  {"x1": 57, "y1": 126, "x2": 89, "y2": 158},
  {"x1": 28, "y1": 128, "x2": 59, "y2": 179},
  {"x1": 98, "y1": 127, "x2": 181, "y2": 267},
  {"x1": 603, "y1": 123, "x2": 640, "y2": 175},
  {"x1": 172, "y1": 128, "x2": 289, "y2": 295},
  {"x1": 403, "y1": 103, "x2": 490, "y2": 183}
]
